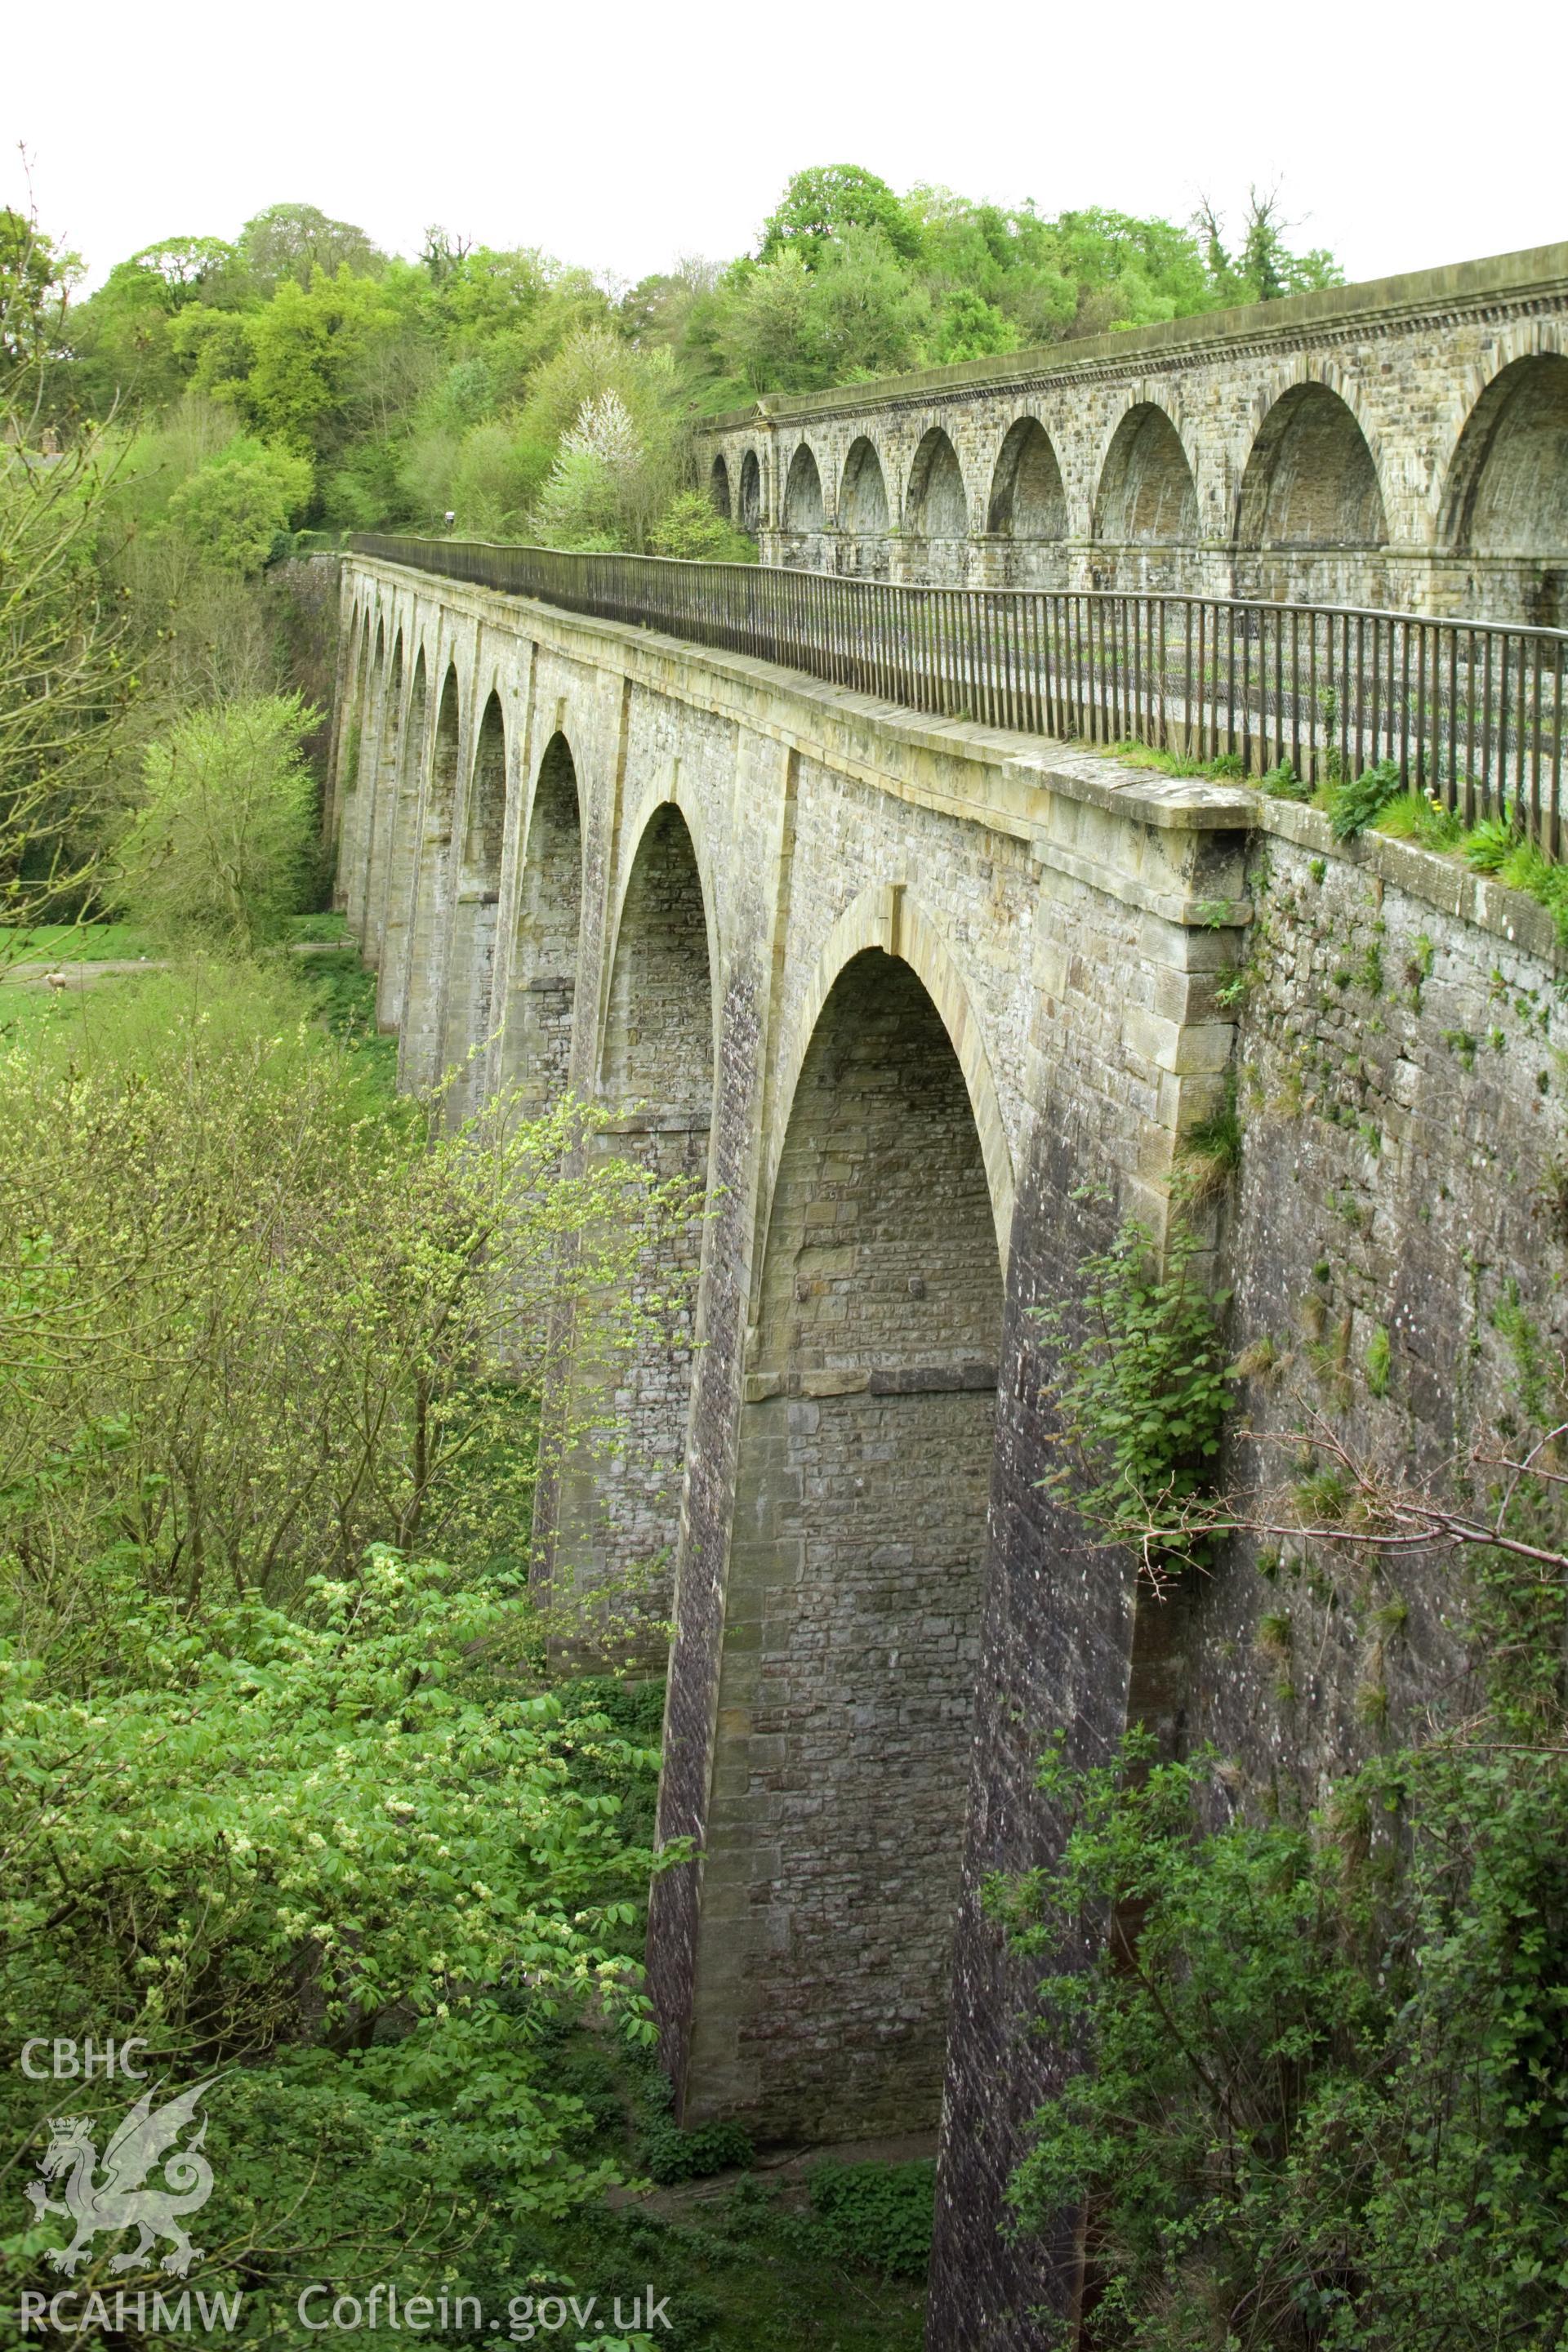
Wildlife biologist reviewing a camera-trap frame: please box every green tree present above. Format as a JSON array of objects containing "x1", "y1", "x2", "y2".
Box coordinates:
[
  {"x1": 760, "y1": 165, "x2": 921, "y2": 264},
  {"x1": 163, "y1": 433, "x2": 312, "y2": 572},
  {"x1": 231, "y1": 265, "x2": 394, "y2": 456},
  {"x1": 0, "y1": 403, "x2": 131, "y2": 928},
  {"x1": 118, "y1": 693, "x2": 320, "y2": 947},
  {"x1": 648, "y1": 490, "x2": 758, "y2": 561},
  {"x1": 65, "y1": 236, "x2": 241, "y2": 412},
  {"x1": 238, "y1": 200, "x2": 385, "y2": 290},
  {"x1": 0, "y1": 202, "x2": 80, "y2": 388}
]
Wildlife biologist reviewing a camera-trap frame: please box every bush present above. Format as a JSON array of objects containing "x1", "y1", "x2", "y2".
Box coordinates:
[
  {"x1": 118, "y1": 692, "x2": 321, "y2": 948},
  {"x1": 808, "y1": 2160, "x2": 935, "y2": 2279},
  {"x1": 163, "y1": 434, "x2": 314, "y2": 574},
  {"x1": 2, "y1": 1554, "x2": 666, "y2": 2312},
  {"x1": 994, "y1": 1726, "x2": 1568, "y2": 2352},
  {"x1": 640, "y1": 2119, "x2": 755, "y2": 2184},
  {"x1": 648, "y1": 491, "x2": 759, "y2": 563}
]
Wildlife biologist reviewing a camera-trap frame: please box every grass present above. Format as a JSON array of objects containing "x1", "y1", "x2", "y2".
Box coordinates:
[
  {"x1": 0, "y1": 919, "x2": 162, "y2": 966},
  {"x1": 0, "y1": 915, "x2": 399, "y2": 1103}
]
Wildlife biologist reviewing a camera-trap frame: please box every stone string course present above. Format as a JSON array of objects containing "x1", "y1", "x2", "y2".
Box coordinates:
[{"x1": 326, "y1": 550, "x2": 1568, "y2": 2350}]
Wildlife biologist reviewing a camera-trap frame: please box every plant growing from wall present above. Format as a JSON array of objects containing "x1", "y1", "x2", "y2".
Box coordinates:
[{"x1": 1035, "y1": 1218, "x2": 1234, "y2": 1578}]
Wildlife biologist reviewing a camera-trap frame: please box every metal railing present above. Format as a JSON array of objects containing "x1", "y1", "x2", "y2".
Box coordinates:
[{"x1": 350, "y1": 534, "x2": 1568, "y2": 850}]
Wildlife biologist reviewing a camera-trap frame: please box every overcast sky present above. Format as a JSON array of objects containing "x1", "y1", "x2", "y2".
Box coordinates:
[{"x1": 8, "y1": 0, "x2": 1564, "y2": 296}]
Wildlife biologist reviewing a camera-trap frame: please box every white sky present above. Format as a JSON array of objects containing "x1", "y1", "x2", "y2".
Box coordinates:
[{"x1": 8, "y1": 0, "x2": 1565, "y2": 296}]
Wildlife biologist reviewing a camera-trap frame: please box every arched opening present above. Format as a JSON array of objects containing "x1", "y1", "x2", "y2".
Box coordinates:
[
  {"x1": 1444, "y1": 354, "x2": 1568, "y2": 626},
  {"x1": 360, "y1": 632, "x2": 404, "y2": 955},
  {"x1": 782, "y1": 443, "x2": 825, "y2": 535},
  {"x1": 738, "y1": 448, "x2": 762, "y2": 534},
  {"x1": 337, "y1": 616, "x2": 380, "y2": 900},
  {"x1": 569, "y1": 804, "x2": 714, "y2": 1604},
  {"x1": 439, "y1": 689, "x2": 507, "y2": 1120},
  {"x1": 837, "y1": 436, "x2": 891, "y2": 580},
  {"x1": 709, "y1": 454, "x2": 732, "y2": 520},
  {"x1": 376, "y1": 646, "x2": 427, "y2": 1031},
  {"x1": 499, "y1": 732, "x2": 582, "y2": 1115},
  {"x1": 1094, "y1": 403, "x2": 1199, "y2": 546},
  {"x1": 693, "y1": 950, "x2": 1002, "y2": 2138},
  {"x1": 906, "y1": 426, "x2": 969, "y2": 541},
  {"x1": 987, "y1": 416, "x2": 1067, "y2": 539},
  {"x1": 839, "y1": 436, "x2": 890, "y2": 534},
  {"x1": 399, "y1": 663, "x2": 461, "y2": 1090},
  {"x1": 1237, "y1": 384, "x2": 1388, "y2": 548}
]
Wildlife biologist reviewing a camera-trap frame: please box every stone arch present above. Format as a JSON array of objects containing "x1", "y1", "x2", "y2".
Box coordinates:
[
  {"x1": 1236, "y1": 382, "x2": 1388, "y2": 548},
  {"x1": 439, "y1": 688, "x2": 508, "y2": 1118},
  {"x1": 581, "y1": 800, "x2": 716, "y2": 1597},
  {"x1": 702, "y1": 945, "x2": 1004, "y2": 2138},
  {"x1": 987, "y1": 416, "x2": 1067, "y2": 539},
  {"x1": 1094, "y1": 401, "x2": 1200, "y2": 544},
  {"x1": 710, "y1": 452, "x2": 732, "y2": 520},
  {"x1": 336, "y1": 612, "x2": 379, "y2": 873},
  {"x1": 399, "y1": 661, "x2": 462, "y2": 1089},
  {"x1": 764, "y1": 885, "x2": 1013, "y2": 1269},
  {"x1": 782, "y1": 442, "x2": 825, "y2": 533},
  {"x1": 839, "y1": 435, "x2": 891, "y2": 535},
  {"x1": 375, "y1": 643, "x2": 427, "y2": 1029},
  {"x1": 1443, "y1": 352, "x2": 1568, "y2": 560},
  {"x1": 344, "y1": 617, "x2": 390, "y2": 937},
  {"x1": 499, "y1": 730, "x2": 583, "y2": 1113},
  {"x1": 738, "y1": 447, "x2": 762, "y2": 533},
  {"x1": 906, "y1": 425, "x2": 969, "y2": 539}
]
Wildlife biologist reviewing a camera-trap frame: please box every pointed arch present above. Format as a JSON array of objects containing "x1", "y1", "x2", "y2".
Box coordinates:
[
  {"x1": 376, "y1": 644, "x2": 427, "y2": 1030},
  {"x1": 440, "y1": 688, "x2": 509, "y2": 1116},
  {"x1": 782, "y1": 443, "x2": 825, "y2": 533},
  {"x1": 764, "y1": 886, "x2": 1013, "y2": 1269},
  {"x1": 566, "y1": 799, "x2": 716, "y2": 1609},
  {"x1": 987, "y1": 416, "x2": 1067, "y2": 539},
  {"x1": 359, "y1": 627, "x2": 406, "y2": 950},
  {"x1": 710, "y1": 453, "x2": 731, "y2": 520},
  {"x1": 839, "y1": 435, "x2": 891, "y2": 534},
  {"x1": 342, "y1": 617, "x2": 389, "y2": 936},
  {"x1": 399, "y1": 662, "x2": 462, "y2": 1089},
  {"x1": 1236, "y1": 382, "x2": 1388, "y2": 548},
  {"x1": 738, "y1": 448, "x2": 762, "y2": 534},
  {"x1": 702, "y1": 942, "x2": 1005, "y2": 2136},
  {"x1": 1443, "y1": 352, "x2": 1568, "y2": 557},
  {"x1": 499, "y1": 729, "x2": 584, "y2": 1114},
  {"x1": 906, "y1": 426, "x2": 968, "y2": 539},
  {"x1": 1094, "y1": 402, "x2": 1199, "y2": 544}
]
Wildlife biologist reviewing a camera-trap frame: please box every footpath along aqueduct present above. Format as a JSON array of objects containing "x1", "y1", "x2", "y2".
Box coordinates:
[{"x1": 319, "y1": 243, "x2": 1568, "y2": 2347}]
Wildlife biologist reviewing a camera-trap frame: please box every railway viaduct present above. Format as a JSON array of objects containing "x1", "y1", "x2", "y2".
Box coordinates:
[
  {"x1": 323, "y1": 252, "x2": 1568, "y2": 2345},
  {"x1": 695, "y1": 239, "x2": 1568, "y2": 625}
]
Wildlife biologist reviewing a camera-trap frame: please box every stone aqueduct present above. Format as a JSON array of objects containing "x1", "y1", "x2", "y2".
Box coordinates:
[
  {"x1": 325, "y1": 247, "x2": 1568, "y2": 2349},
  {"x1": 695, "y1": 240, "x2": 1568, "y2": 624}
]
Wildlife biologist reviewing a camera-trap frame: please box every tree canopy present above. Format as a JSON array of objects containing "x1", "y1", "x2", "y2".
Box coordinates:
[{"x1": 42, "y1": 169, "x2": 1342, "y2": 546}]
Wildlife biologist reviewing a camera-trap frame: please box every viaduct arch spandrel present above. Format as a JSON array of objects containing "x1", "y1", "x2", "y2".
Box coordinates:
[
  {"x1": 697, "y1": 240, "x2": 1568, "y2": 623},
  {"x1": 332, "y1": 548, "x2": 1568, "y2": 2349}
]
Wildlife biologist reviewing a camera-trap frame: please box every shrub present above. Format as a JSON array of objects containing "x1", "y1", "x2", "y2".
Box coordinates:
[
  {"x1": 1034, "y1": 1218, "x2": 1233, "y2": 1569},
  {"x1": 648, "y1": 491, "x2": 758, "y2": 563},
  {"x1": 164, "y1": 434, "x2": 314, "y2": 573},
  {"x1": 640, "y1": 2118, "x2": 754, "y2": 2184},
  {"x1": 994, "y1": 1730, "x2": 1568, "y2": 2352},
  {"x1": 808, "y1": 2160, "x2": 935, "y2": 2279},
  {"x1": 118, "y1": 692, "x2": 321, "y2": 948}
]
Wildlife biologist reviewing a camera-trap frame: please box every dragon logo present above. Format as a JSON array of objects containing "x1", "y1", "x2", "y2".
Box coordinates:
[{"x1": 26, "y1": 2078, "x2": 220, "y2": 2278}]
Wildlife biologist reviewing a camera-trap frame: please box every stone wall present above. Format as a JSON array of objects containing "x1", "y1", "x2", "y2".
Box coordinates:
[
  {"x1": 331, "y1": 550, "x2": 1568, "y2": 2350},
  {"x1": 697, "y1": 241, "x2": 1568, "y2": 625}
]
